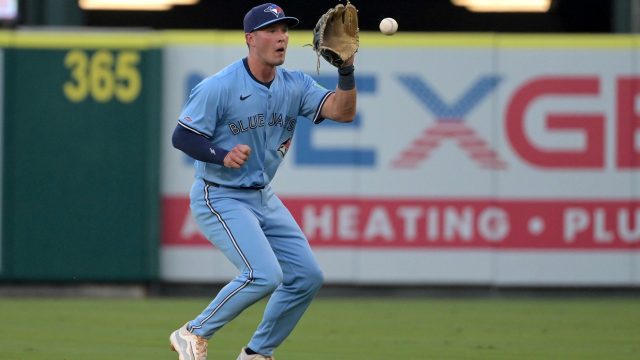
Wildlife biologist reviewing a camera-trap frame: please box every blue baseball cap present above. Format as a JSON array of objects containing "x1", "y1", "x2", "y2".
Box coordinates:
[{"x1": 243, "y1": 3, "x2": 299, "y2": 33}]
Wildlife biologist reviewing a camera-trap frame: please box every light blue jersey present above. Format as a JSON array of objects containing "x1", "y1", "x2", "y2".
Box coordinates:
[{"x1": 178, "y1": 58, "x2": 332, "y2": 188}]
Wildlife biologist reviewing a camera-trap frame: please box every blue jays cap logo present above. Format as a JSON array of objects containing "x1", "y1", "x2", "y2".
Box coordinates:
[{"x1": 264, "y1": 4, "x2": 283, "y2": 18}]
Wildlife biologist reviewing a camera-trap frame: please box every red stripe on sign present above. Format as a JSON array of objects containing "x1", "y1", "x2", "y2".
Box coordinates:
[
  {"x1": 162, "y1": 196, "x2": 640, "y2": 250},
  {"x1": 162, "y1": 197, "x2": 207, "y2": 246}
]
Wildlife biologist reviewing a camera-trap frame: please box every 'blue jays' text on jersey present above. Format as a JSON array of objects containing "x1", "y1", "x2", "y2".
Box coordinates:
[{"x1": 178, "y1": 58, "x2": 332, "y2": 188}]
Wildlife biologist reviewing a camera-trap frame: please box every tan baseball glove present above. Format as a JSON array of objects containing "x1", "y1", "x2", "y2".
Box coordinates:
[{"x1": 312, "y1": 1, "x2": 359, "y2": 70}]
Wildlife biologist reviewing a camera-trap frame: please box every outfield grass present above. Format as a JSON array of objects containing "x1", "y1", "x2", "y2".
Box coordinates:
[{"x1": 0, "y1": 296, "x2": 638, "y2": 359}]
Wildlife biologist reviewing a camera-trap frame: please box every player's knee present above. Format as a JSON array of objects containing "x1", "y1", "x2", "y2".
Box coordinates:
[
  {"x1": 253, "y1": 267, "x2": 284, "y2": 292},
  {"x1": 299, "y1": 266, "x2": 324, "y2": 293}
]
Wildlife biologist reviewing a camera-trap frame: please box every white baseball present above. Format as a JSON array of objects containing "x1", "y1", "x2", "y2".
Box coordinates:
[{"x1": 379, "y1": 17, "x2": 398, "y2": 35}]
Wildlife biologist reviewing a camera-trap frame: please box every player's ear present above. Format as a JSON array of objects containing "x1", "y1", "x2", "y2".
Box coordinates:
[{"x1": 245, "y1": 32, "x2": 254, "y2": 47}]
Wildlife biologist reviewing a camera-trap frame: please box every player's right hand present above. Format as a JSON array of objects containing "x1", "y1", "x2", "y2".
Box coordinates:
[{"x1": 224, "y1": 144, "x2": 252, "y2": 169}]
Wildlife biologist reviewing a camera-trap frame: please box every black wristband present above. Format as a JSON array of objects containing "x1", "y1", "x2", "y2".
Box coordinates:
[
  {"x1": 338, "y1": 65, "x2": 355, "y2": 90},
  {"x1": 338, "y1": 64, "x2": 354, "y2": 75}
]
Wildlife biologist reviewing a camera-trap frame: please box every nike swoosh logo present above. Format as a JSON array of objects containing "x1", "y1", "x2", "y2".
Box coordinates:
[
  {"x1": 209, "y1": 148, "x2": 216, "y2": 155},
  {"x1": 240, "y1": 94, "x2": 252, "y2": 101}
]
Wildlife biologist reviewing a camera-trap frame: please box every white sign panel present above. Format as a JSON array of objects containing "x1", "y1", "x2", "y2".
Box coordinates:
[
  {"x1": 0, "y1": 0, "x2": 17, "y2": 20},
  {"x1": 160, "y1": 35, "x2": 640, "y2": 285}
]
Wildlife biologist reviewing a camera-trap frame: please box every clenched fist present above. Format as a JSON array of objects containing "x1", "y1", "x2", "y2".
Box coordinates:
[{"x1": 224, "y1": 144, "x2": 252, "y2": 169}]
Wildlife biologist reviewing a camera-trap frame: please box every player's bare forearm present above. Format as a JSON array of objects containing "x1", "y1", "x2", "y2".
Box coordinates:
[
  {"x1": 323, "y1": 88, "x2": 356, "y2": 122},
  {"x1": 321, "y1": 56, "x2": 357, "y2": 122}
]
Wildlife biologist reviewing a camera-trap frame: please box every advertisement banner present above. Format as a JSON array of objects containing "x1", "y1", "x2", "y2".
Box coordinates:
[{"x1": 160, "y1": 33, "x2": 640, "y2": 285}]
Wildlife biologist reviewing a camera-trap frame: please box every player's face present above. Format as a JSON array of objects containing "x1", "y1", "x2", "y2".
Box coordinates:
[{"x1": 250, "y1": 23, "x2": 289, "y2": 66}]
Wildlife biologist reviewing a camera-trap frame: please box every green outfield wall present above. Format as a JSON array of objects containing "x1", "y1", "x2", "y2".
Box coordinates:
[{"x1": 0, "y1": 32, "x2": 161, "y2": 281}]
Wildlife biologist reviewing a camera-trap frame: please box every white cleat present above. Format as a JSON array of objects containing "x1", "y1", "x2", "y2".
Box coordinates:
[
  {"x1": 236, "y1": 347, "x2": 275, "y2": 360},
  {"x1": 169, "y1": 323, "x2": 208, "y2": 360}
]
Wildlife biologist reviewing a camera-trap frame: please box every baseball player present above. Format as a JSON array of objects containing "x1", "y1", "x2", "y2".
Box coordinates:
[{"x1": 169, "y1": 3, "x2": 357, "y2": 360}]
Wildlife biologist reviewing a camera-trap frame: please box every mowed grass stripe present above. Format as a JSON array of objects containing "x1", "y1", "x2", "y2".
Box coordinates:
[{"x1": 0, "y1": 297, "x2": 638, "y2": 360}]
